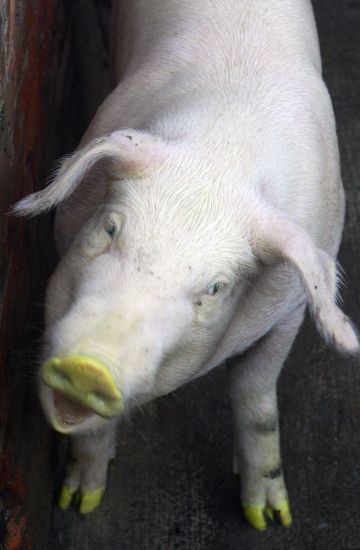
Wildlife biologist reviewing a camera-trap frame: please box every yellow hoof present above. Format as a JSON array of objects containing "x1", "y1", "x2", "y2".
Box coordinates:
[
  {"x1": 58, "y1": 484, "x2": 77, "y2": 510},
  {"x1": 243, "y1": 499, "x2": 292, "y2": 530},
  {"x1": 276, "y1": 499, "x2": 292, "y2": 527},
  {"x1": 242, "y1": 505, "x2": 267, "y2": 531},
  {"x1": 79, "y1": 487, "x2": 105, "y2": 514}
]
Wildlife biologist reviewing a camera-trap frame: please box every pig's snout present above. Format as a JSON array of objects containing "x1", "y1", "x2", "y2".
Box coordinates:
[{"x1": 41, "y1": 355, "x2": 123, "y2": 420}]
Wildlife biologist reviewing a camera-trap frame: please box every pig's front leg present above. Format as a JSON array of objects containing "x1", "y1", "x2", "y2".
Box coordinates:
[
  {"x1": 59, "y1": 421, "x2": 117, "y2": 514},
  {"x1": 227, "y1": 304, "x2": 305, "y2": 530}
]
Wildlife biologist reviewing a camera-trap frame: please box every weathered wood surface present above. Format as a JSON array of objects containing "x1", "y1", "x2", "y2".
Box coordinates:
[
  {"x1": 8, "y1": 0, "x2": 360, "y2": 548},
  {"x1": 0, "y1": 1, "x2": 112, "y2": 548},
  {"x1": 0, "y1": 2, "x2": 70, "y2": 548}
]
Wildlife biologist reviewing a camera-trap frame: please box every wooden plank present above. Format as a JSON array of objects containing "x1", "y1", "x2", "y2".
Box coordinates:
[
  {"x1": 0, "y1": 2, "x2": 73, "y2": 548},
  {"x1": 0, "y1": 1, "x2": 112, "y2": 548}
]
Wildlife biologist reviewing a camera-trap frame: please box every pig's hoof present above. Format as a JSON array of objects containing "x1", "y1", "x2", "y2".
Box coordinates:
[
  {"x1": 58, "y1": 483, "x2": 105, "y2": 514},
  {"x1": 58, "y1": 484, "x2": 77, "y2": 510},
  {"x1": 243, "y1": 504, "x2": 267, "y2": 530},
  {"x1": 242, "y1": 499, "x2": 292, "y2": 530},
  {"x1": 79, "y1": 487, "x2": 105, "y2": 514}
]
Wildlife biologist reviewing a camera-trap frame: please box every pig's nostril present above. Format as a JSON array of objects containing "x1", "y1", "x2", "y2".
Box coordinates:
[
  {"x1": 42, "y1": 365, "x2": 71, "y2": 393},
  {"x1": 53, "y1": 369, "x2": 70, "y2": 384},
  {"x1": 86, "y1": 391, "x2": 123, "y2": 418},
  {"x1": 88, "y1": 392, "x2": 107, "y2": 413},
  {"x1": 91, "y1": 391, "x2": 106, "y2": 404}
]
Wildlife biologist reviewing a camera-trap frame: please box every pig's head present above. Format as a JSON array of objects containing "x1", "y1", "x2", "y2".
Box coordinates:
[{"x1": 14, "y1": 129, "x2": 359, "y2": 434}]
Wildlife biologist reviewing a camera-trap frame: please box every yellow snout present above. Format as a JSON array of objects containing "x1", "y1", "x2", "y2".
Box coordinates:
[{"x1": 41, "y1": 355, "x2": 123, "y2": 419}]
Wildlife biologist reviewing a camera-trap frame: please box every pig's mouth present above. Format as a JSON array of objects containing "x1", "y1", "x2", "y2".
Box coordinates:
[{"x1": 53, "y1": 390, "x2": 95, "y2": 427}]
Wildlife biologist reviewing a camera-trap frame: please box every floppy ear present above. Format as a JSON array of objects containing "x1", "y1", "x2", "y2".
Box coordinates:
[
  {"x1": 250, "y1": 203, "x2": 359, "y2": 354},
  {"x1": 12, "y1": 129, "x2": 170, "y2": 217}
]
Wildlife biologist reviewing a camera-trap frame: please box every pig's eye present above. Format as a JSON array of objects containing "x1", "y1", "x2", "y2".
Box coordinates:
[
  {"x1": 205, "y1": 282, "x2": 225, "y2": 296},
  {"x1": 104, "y1": 221, "x2": 117, "y2": 239}
]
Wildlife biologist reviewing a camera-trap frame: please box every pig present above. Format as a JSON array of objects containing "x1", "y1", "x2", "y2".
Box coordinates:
[{"x1": 14, "y1": 0, "x2": 359, "y2": 530}]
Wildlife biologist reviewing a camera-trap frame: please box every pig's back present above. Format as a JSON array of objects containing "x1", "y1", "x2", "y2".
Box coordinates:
[
  {"x1": 112, "y1": 0, "x2": 321, "y2": 84},
  {"x1": 91, "y1": 0, "x2": 324, "y2": 148}
]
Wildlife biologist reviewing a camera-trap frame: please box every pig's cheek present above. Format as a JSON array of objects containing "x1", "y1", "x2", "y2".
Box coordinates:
[
  {"x1": 45, "y1": 256, "x2": 84, "y2": 326},
  {"x1": 45, "y1": 272, "x2": 73, "y2": 325},
  {"x1": 81, "y1": 231, "x2": 111, "y2": 256},
  {"x1": 194, "y1": 298, "x2": 223, "y2": 326},
  {"x1": 121, "y1": 357, "x2": 157, "y2": 399}
]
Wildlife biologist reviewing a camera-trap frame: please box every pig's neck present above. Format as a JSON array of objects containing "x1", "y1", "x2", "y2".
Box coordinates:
[{"x1": 82, "y1": 0, "x2": 320, "y2": 146}]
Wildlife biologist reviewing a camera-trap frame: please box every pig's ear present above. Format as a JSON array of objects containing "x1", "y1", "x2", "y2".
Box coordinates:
[
  {"x1": 250, "y1": 203, "x2": 359, "y2": 354},
  {"x1": 12, "y1": 130, "x2": 169, "y2": 217}
]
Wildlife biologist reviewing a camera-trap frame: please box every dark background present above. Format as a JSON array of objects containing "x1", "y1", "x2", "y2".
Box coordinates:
[{"x1": 1, "y1": 1, "x2": 360, "y2": 548}]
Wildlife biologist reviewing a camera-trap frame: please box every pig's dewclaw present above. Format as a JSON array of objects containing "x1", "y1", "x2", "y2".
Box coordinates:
[
  {"x1": 243, "y1": 499, "x2": 292, "y2": 530},
  {"x1": 58, "y1": 483, "x2": 105, "y2": 514}
]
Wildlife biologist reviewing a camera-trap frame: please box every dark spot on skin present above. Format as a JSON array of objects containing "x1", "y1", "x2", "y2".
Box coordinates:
[
  {"x1": 253, "y1": 417, "x2": 278, "y2": 434},
  {"x1": 315, "y1": 285, "x2": 318, "y2": 289},
  {"x1": 263, "y1": 465, "x2": 282, "y2": 479},
  {"x1": 126, "y1": 135, "x2": 133, "y2": 140},
  {"x1": 197, "y1": 300, "x2": 202, "y2": 306},
  {"x1": 189, "y1": 266, "x2": 192, "y2": 270},
  {"x1": 137, "y1": 267, "x2": 141, "y2": 272},
  {"x1": 148, "y1": 270, "x2": 154, "y2": 276}
]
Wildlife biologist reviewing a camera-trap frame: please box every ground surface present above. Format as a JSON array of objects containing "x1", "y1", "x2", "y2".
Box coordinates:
[{"x1": 17, "y1": 1, "x2": 360, "y2": 548}]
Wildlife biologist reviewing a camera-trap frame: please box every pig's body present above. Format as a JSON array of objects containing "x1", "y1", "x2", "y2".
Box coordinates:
[
  {"x1": 55, "y1": 0, "x2": 344, "y2": 392},
  {"x1": 15, "y1": 0, "x2": 358, "y2": 528}
]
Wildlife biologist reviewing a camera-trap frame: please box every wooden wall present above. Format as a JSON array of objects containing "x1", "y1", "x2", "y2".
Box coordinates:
[{"x1": 0, "y1": 2, "x2": 112, "y2": 547}]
